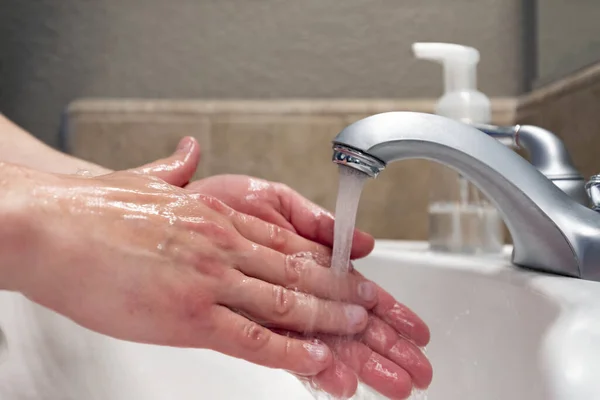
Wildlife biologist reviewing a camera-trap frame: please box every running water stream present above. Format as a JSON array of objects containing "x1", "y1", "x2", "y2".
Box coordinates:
[
  {"x1": 330, "y1": 166, "x2": 369, "y2": 273},
  {"x1": 304, "y1": 165, "x2": 428, "y2": 400}
]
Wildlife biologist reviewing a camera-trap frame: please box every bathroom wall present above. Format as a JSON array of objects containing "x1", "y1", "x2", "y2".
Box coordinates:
[
  {"x1": 66, "y1": 98, "x2": 517, "y2": 240},
  {"x1": 536, "y1": 0, "x2": 600, "y2": 87},
  {"x1": 9, "y1": 0, "x2": 600, "y2": 241},
  {"x1": 63, "y1": 58, "x2": 600, "y2": 242},
  {"x1": 1, "y1": 0, "x2": 525, "y2": 147},
  {"x1": 517, "y1": 62, "x2": 600, "y2": 183}
]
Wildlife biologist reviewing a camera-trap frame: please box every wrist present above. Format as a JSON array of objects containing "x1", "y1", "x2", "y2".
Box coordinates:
[
  {"x1": 0, "y1": 163, "x2": 47, "y2": 292},
  {"x1": 0, "y1": 114, "x2": 112, "y2": 176}
]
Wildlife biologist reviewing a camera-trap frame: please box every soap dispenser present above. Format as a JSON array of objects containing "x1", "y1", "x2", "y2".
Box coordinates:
[{"x1": 412, "y1": 42, "x2": 504, "y2": 255}]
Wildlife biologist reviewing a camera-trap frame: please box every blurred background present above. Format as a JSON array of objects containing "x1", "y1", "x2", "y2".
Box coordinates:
[{"x1": 1, "y1": 0, "x2": 600, "y2": 239}]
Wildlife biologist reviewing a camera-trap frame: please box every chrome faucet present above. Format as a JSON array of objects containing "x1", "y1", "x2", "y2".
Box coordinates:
[
  {"x1": 331, "y1": 111, "x2": 600, "y2": 281},
  {"x1": 472, "y1": 123, "x2": 588, "y2": 205}
]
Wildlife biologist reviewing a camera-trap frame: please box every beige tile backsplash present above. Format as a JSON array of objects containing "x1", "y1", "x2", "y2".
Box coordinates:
[
  {"x1": 65, "y1": 97, "x2": 520, "y2": 240},
  {"x1": 208, "y1": 115, "x2": 343, "y2": 211},
  {"x1": 68, "y1": 113, "x2": 212, "y2": 179}
]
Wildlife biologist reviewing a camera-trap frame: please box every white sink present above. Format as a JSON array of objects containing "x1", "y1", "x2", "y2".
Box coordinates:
[{"x1": 2, "y1": 240, "x2": 600, "y2": 399}]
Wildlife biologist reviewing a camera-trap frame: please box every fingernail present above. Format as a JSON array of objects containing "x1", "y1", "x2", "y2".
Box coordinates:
[
  {"x1": 358, "y1": 282, "x2": 377, "y2": 302},
  {"x1": 304, "y1": 341, "x2": 329, "y2": 362},
  {"x1": 345, "y1": 305, "x2": 367, "y2": 328}
]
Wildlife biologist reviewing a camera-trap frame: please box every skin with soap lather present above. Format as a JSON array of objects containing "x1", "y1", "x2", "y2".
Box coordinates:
[
  {"x1": 188, "y1": 174, "x2": 433, "y2": 399},
  {"x1": 3, "y1": 153, "x2": 373, "y2": 366},
  {"x1": 0, "y1": 114, "x2": 432, "y2": 400}
]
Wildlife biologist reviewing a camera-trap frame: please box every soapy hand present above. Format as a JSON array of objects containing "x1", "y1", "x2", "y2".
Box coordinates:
[
  {"x1": 187, "y1": 175, "x2": 433, "y2": 399},
  {"x1": 5, "y1": 138, "x2": 386, "y2": 380}
]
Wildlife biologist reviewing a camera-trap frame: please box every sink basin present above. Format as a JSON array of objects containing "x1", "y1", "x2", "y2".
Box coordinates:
[{"x1": 2, "y1": 240, "x2": 600, "y2": 399}]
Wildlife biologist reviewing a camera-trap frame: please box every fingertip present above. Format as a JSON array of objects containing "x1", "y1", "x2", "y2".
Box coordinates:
[
  {"x1": 403, "y1": 310, "x2": 431, "y2": 348},
  {"x1": 417, "y1": 322, "x2": 431, "y2": 347},
  {"x1": 303, "y1": 339, "x2": 333, "y2": 367},
  {"x1": 312, "y1": 361, "x2": 358, "y2": 399},
  {"x1": 350, "y1": 229, "x2": 375, "y2": 259},
  {"x1": 176, "y1": 136, "x2": 192, "y2": 152},
  {"x1": 415, "y1": 357, "x2": 434, "y2": 389},
  {"x1": 294, "y1": 340, "x2": 334, "y2": 377},
  {"x1": 344, "y1": 305, "x2": 370, "y2": 334},
  {"x1": 177, "y1": 136, "x2": 201, "y2": 165},
  {"x1": 357, "y1": 281, "x2": 378, "y2": 308},
  {"x1": 128, "y1": 136, "x2": 200, "y2": 186},
  {"x1": 161, "y1": 136, "x2": 200, "y2": 186}
]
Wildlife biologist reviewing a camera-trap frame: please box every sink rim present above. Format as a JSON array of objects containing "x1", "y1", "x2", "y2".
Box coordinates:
[
  {"x1": 365, "y1": 240, "x2": 600, "y2": 312},
  {"x1": 359, "y1": 240, "x2": 600, "y2": 399}
]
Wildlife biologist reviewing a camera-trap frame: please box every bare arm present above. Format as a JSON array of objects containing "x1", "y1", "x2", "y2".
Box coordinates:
[{"x1": 0, "y1": 114, "x2": 111, "y2": 175}]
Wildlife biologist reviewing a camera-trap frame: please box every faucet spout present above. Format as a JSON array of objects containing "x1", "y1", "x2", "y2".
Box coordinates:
[{"x1": 332, "y1": 112, "x2": 600, "y2": 281}]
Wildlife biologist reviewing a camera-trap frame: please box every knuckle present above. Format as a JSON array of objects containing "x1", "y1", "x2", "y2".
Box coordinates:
[
  {"x1": 283, "y1": 336, "x2": 294, "y2": 358},
  {"x1": 194, "y1": 220, "x2": 240, "y2": 252},
  {"x1": 267, "y1": 224, "x2": 288, "y2": 252},
  {"x1": 274, "y1": 182, "x2": 291, "y2": 193},
  {"x1": 272, "y1": 286, "x2": 295, "y2": 318},
  {"x1": 312, "y1": 251, "x2": 332, "y2": 268},
  {"x1": 143, "y1": 174, "x2": 163, "y2": 183},
  {"x1": 272, "y1": 183, "x2": 292, "y2": 200},
  {"x1": 283, "y1": 255, "x2": 304, "y2": 287},
  {"x1": 177, "y1": 284, "x2": 214, "y2": 323},
  {"x1": 172, "y1": 234, "x2": 228, "y2": 278},
  {"x1": 199, "y1": 194, "x2": 234, "y2": 216},
  {"x1": 191, "y1": 254, "x2": 228, "y2": 279},
  {"x1": 240, "y1": 321, "x2": 271, "y2": 351}
]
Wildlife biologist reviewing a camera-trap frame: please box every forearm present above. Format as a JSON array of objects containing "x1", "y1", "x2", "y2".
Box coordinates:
[{"x1": 0, "y1": 114, "x2": 111, "y2": 176}]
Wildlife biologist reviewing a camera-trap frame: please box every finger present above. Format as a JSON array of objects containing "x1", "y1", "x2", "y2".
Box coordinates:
[
  {"x1": 129, "y1": 137, "x2": 200, "y2": 187},
  {"x1": 274, "y1": 183, "x2": 375, "y2": 259},
  {"x1": 362, "y1": 317, "x2": 433, "y2": 389},
  {"x1": 219, "y1": 273, "x2": 368, "y2": 335},
  {"x1": 326, "y1": 339, "x2": 413, "y2": 400},
  {"x1": 233, "y1": 244, "x2": 379, "y2": 309},
  {"x1": 191, "y1": 176, "x2": 300, "y2": 233},
  {"x1": 282, "y1": 330, "x2": 359, "y2": 399},
  {"x1": 310, "y1": 360, "x2": 358, "y2": 399},
  {"x1": 231, "y1": 211, "x2": 333, "y2": 261},
  {"x1": 273, "y1": 329, "x2": 358, "y2": 399},
  {"x1": 206, "y1": 305, "x2": 332, "y2": 376},
  {"x1": 352, "y1": 270, "x2": 430, "y2": 347},
  {"x1": 239, "y1": 203, "x2": 297, "y2": 234},
  {"x1": 371, "y1": 286, "x2": 430, "y2": 347}
]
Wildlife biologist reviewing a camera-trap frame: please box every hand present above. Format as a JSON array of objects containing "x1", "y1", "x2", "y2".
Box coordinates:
[
  {"x1": 186, "y1": 175, "x2": 374, "y2": 259},
  {"x1": 187, "y1": 175, "x2": 433, "y2": 399},
  {"x1": 5, "y1": 138, "x2": 383, "y2": 381}
]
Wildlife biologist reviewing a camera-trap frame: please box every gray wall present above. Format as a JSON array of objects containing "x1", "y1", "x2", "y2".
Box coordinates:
[
  {"x1": 1, "y1": 0, "x2": 525, "y2": 147},
  {"x1": 536, "y1": 0, "x2": 600, "y2": 87}
]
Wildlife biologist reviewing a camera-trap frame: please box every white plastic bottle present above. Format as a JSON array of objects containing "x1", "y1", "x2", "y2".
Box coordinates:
[{"x1": 412, "y1": 42, "x2": 504, "y2": 255}]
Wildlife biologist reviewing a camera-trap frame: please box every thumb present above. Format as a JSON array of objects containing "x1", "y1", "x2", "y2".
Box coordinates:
[{"x1": 129, "y1": 137, "x2": 201, "y2": 187}]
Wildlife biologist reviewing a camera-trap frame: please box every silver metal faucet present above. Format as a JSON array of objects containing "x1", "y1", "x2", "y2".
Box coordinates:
[
  {"x1": 331, "y1": 111, "x2": 600, "y2": 281},
  {"x1": 472, "y1": 123, "x2": 588, "y2": 205}
]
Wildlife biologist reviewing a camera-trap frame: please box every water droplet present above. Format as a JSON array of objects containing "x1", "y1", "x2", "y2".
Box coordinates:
[
  {"x1": 75, "y1": 169, "x2": 93, "y2": 177},
  {"x1": 409, "y1": 388, "x2": 429, "y2": 399}
]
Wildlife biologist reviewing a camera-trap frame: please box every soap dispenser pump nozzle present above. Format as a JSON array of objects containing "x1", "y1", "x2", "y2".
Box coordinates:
[{"x1": 412, "y1": 42, "x2": 491, "y2": 124}]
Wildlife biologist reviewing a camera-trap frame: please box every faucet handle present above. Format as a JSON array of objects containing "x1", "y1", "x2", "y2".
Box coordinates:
[{"x1": 585, "y1": 175, "x2": 600, "y2": 211}]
